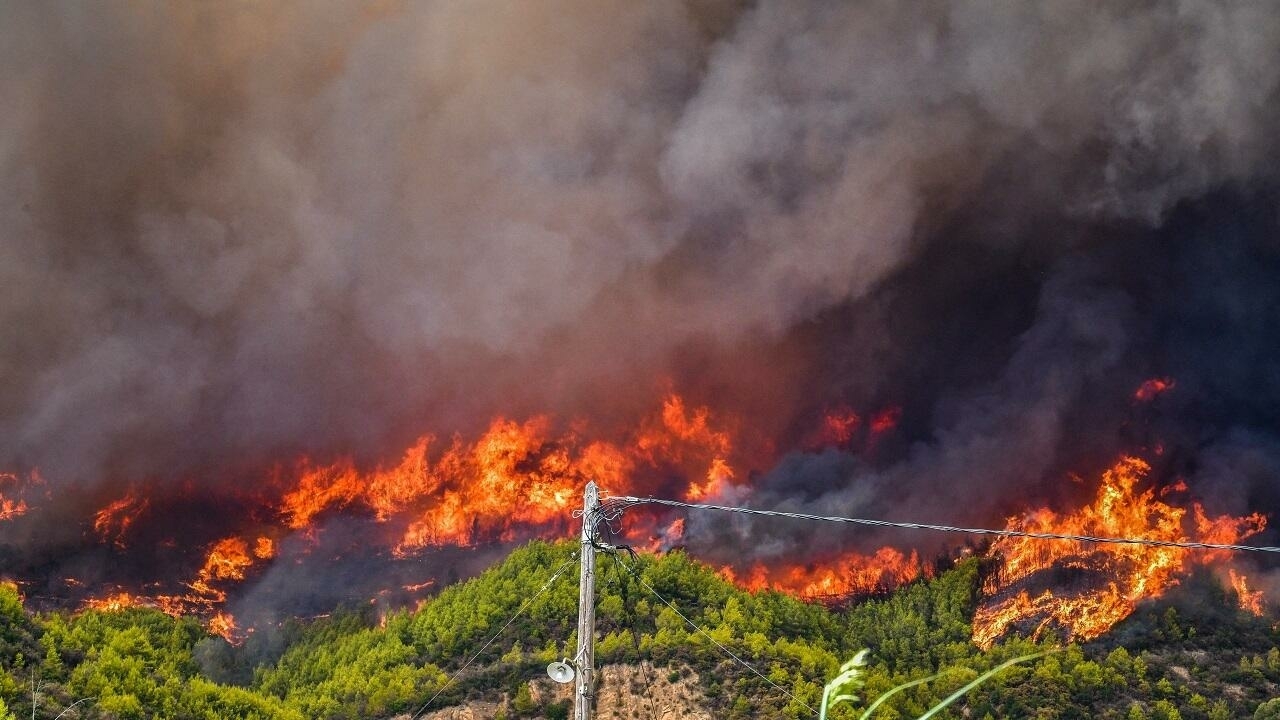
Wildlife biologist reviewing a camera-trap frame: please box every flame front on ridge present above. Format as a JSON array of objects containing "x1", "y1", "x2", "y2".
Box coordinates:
[{"x1": 1, "y1": 389, "x2": 1271, "y2": 647}]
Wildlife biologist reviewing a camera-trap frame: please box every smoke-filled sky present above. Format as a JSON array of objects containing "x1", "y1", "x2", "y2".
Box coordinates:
[{"x1": 3, "y1": 0, "x2": 1280, "y2": 587}]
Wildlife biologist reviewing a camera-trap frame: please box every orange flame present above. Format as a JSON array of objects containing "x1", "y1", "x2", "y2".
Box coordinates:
[
  {"x1": 0, "y1": 472, "x2": 30, "y2": 521},
  {"x1": 81, "y1": 535, "x2": 275, "y2": 642},
  {"x1": 0, "y1": 496, "x2": 26, "y2": 522},
  {"x1": 869, "y1": 406, "x2": 902, "y2": 436},
  {"x1": 654, "y1": 517, "x2": 686, "y2": 551},
  {"x1": 84, "y1": 592, "x2": 143, "y2": 613},
  {"x1": 208, "y1": 612, "x2": 240, "y2": 644},
  {"x1": 725, "y1": 547, "x2": 924, "y2": 600},
  {"x1": 686, "y1": 457, "x2": 735, "y2": 501},
  {"x1": 640, "y1": 396, "x2": 734, "y2": 463},
  {"x1": 396, "y1": 417, "x2": 578, "y2": 552},
  {"x1": 281, "y1": 436, "x2": 440, "y2": 529},
  {"x1": 1193, "y1": 504, "x2": 1267, "y2": 561},
  {"x1": 1134, "y1": 377, "x2": 1176, "y2": 402},
  {"x1": 81, "y1": 588, "x2": 242, "y2": 642},
  {"x1": 272, "y1": 394, "x2": 740, "y2": 556},
  {"x1": 1229, "y1": 569, "x2": 1265, "y2": 616},
  {"x1": 812, "y1": 407, "x2": 861, "y2": 448},
  {"x1": 189, "y1": 536, "x2": 271, "y2": 602},
  {"x1": 49, "y1": 390, "x2": 1271, "y2": 646},
  {"x1": 253, "y1": 537, "x2": 275, "y2": 559},
  {"x1": 93, "y1": 492, "x2": 149, "y2": 549},
  {"x1": 973, "y1": 457, "x2": 1267, "y2": 648}
]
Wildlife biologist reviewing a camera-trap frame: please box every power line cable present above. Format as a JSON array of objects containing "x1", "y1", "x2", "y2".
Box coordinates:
[
  {"x1": 605, "y1": 496, "x2": 1280, "y2": 554},
  {"x1": 607, "y1": 553, "x2": 659, "y2": 720},
  {"x1": 410, "y1": 554, "x2": 579, "y2": 720},
  {"x1": 616, "y1": 554, "x2": 817, "y2": 716}
]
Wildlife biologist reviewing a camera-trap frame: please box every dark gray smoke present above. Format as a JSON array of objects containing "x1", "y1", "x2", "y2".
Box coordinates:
[{"x1": 3, "y1": 1, "x2": 1280, "y2": 588}]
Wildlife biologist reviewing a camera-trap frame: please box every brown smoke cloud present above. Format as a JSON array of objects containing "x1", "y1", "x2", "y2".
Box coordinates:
[{"x1": 1, "y1": 0, "x2": 1278, "y2": 525}]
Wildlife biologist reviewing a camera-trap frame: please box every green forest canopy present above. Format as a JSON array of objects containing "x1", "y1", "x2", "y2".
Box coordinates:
[{"x1": 1, "y1": 540, "x2": 1278, "y2": 719}]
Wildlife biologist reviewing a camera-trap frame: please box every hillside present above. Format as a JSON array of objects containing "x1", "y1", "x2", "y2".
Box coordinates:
[{"x1": 1, "y1": 541, "x2": 1278, "y2": 719}]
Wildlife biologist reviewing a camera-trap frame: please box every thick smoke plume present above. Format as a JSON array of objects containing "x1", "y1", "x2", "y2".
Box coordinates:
[{"x1": 3, "y1": 1, "x2": 1280, "y2": 608}]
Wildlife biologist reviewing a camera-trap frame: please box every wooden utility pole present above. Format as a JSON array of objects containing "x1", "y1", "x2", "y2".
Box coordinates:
[{"x1": 573, "y1": 481, "x2": 599, "y2": 720}]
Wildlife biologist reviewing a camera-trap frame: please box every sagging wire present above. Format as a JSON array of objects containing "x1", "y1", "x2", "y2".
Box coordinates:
[
  {"x1": 409, "y1": 553, "x2": 579, "y2": 720},
  {"x1": 613, "y1": 551, "x2": 818, "y2": 716},
  {"x1": 606, "y1": 496, "x2": 1280, "y2": 554},
  {"x1": 604, "y1": 552, "x2": 660, "y2": 720}
]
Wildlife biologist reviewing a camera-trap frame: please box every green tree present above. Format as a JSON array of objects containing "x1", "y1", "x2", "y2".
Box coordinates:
[
  {"x1": 545, "y1": 700, "x2": 570, "y2": 720},
  {"x1": 1150, "y1": 699, "x2": 1182, "y2": 720},
  {"x1": 1256, "y1": 698, "x2": 1280, "y2": 720},
  {"x1": 512, "y1": 683, "x2": 535, "y2": 716}
]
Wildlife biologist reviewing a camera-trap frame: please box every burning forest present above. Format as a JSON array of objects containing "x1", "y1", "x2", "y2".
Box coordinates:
[{"x1": 2, "y1": 1, "x2": 1280, "y2": 656}]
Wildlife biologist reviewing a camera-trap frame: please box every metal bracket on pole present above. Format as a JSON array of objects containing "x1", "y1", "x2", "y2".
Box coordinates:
[{"x1": 573, "y1": 481, "x2": 600, "y2": 720}]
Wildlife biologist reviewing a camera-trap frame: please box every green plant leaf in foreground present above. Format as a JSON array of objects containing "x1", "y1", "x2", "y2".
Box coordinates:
[
  {"x1": 822, "y1": 648, "x2": 1053, "y2": 720},
  {"x1": 820, "y1": 649, "x2": 868, "y2": 720},
  {"x1": 913, "y1": 650, "x2": 1053, "y2": 720}
]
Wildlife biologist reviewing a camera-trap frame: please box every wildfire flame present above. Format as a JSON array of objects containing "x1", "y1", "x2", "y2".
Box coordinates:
[
  {"x1": 805, "y1": 405, "x2": 900, "y2": 452},
  {"x1": 78, "y1": 535, "x2": 276, "y2": 643},
  {"x1": 274, "y1": 394, "x2": 744, "y2": 555},
  {"x1": 869, "y1": 406, "x2": 902, "y2": 436},
  {"x1": 811, "y1": 406, "x2": 861, "y2": 448},
  {"x1": 58, "y1": 394, "x2": 757, "y2": 639},
  {"x1": 208, "y1": 612, "x2": 239, "y2": 642},
  {"x1": 8, "y1": 386, "x2": 1268, "y2": 649},
  {"x1": 189, "y1": 536, "x2": 275, "y2": 602},
  {"x1": 1134, "y1": 377, "x2": 1176, "y2": 402},
  {"x1": 93, "y1": 492, "x2": 149, "y2": 549},
  {"x1": 0, "y1": 496, "x2": 26, "y2": 522},
  {"x1": 724, "y1": 547, "x2": 925, "y2": 601},
  {"x1": 1229, "y1": 569, "x2": 1265, "y2": 617},
  {"x1": 639, "y1": 517, "x2": 686, "y2": 553},
  {"x1": 84, "y1": 592, "x2": 143, "y2": 613},
  {"x1": 0, "y1": 472, "x2": 31, "y2": 521},
  {"x1": 972, "y1": 457, "x2": 1267, "y2": 648}
]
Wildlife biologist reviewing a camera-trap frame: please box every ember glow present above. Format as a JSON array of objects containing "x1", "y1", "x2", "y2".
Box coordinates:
[
  {"x1": 1134, "y1": 377, "x2": 1176, "y2": 402},
  {"x1": 804, "y1": 405, "x2": 905, "y2": 453},
  {"x1": 868, "y1": 407, "x2": 903, "y2": 436},
  {"x1": 809, "y1": 407, "x2": 861, "y2": 449}
]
